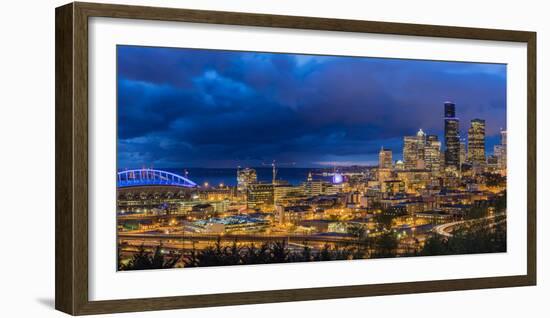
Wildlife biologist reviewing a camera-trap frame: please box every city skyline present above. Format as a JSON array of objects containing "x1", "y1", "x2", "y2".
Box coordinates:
[
  {"x1": 118, "y1": 45, "x2": 506, "y2": 168},
  {"x1": 117, "y1": 45, "x2": 508, "y2": 271}
]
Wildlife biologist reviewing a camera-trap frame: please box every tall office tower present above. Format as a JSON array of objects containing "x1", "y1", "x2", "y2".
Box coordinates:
[
  {"x1": 425, "y1": 135, "x2": 441, "y2": 172},
  {"x1": 467, "y1": 119, "x2": 486, "y2": 165},
  {"x1": 403, "y1": 129, "x2": 426, "y2": 169},
  {"x1": 379, "y1": 147, "x2": 393, "y2": 169},
  {"x1": 237, "y1": 168, "x2": 257, "y2": 191},
  {"x1": 494, "y1": 144, "x2": 505, "y2": 168},
  {"x1": 416, "y1": 129, "x2": 426, "y2": 163},
  {"x1": 444, "y1": 101, "x2": 455, "y2": 118},
  {"x1": 495, "y1": 129, "x2": 507, "y2": 170},
  {"x1": 403, "y1": 136, "x2": 418, "y2": 169},
  {"x1": 459, "y1": 139, "x2": 467, "y2": 165},
  {"x1": 444, "y1": 102, "x2": 460, "y2": 168}
]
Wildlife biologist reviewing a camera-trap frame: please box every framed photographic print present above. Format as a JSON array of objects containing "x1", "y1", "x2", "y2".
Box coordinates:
[{"x1": 55, "y1": 2, "x2": 536, "y2": 315}]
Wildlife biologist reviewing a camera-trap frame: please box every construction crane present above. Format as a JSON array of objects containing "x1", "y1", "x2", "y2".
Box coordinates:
[{"x1": 261, "y1": 160, "x2": 296, "y2": 184}]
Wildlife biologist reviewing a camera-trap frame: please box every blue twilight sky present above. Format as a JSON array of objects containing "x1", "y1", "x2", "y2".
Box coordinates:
[{"x1": 117, "y1": 45, "x2": 506, "y2": 169}]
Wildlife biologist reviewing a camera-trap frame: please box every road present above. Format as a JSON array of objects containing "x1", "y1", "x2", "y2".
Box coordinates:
[
  {"x1": 432, "y1": 213, "x2": 506, "y2": 237},
  {"x1": 118, "y1": 232, "x2": 368, "y2": 245}
]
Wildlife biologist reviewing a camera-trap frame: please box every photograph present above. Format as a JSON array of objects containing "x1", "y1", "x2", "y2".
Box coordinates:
[{"x1": 116, "y1": 45, "x2": 508, "y2": 270}]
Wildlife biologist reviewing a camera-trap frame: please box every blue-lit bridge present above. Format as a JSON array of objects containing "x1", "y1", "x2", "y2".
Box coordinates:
[{"x1": 117, "y1": 169, "x2": 197, "y2": 188}]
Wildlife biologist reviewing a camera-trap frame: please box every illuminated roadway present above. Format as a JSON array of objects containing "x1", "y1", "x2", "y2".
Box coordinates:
[
  {"x1": 432, "y1": 213, "x2": 506, "y2": 237},
  {"x1": 118, "y1": 232, "x2": 369, "y2": 245}
]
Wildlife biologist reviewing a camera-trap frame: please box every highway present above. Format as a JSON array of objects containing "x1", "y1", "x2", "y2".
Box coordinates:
[
  {"x1": 118, "y1": 232, "x2": 369, "y2": 245},
  {"x1": 432, "y1": 213, "x2": 506, "y2": 237},
  {"x1": 117, "y1": 214, "x2": 178, "y2": 221}
]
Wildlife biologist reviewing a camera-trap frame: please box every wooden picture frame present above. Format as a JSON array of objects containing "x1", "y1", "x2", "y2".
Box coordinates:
[{"x1": 55, "y1": 2, "x2": 536, "y2": 315}]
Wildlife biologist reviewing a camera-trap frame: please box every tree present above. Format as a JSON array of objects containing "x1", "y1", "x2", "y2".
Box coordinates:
[
  {"x1": 466, "y1": 206, "x2": 488, "y2": 220},
  {"x1": 243, "y1": 243, "x2": 271, "y2": 264},
  {"x1": 299, "y1": 242, "x2": 312, "y2": 262},
  {"x1": 420, "y1": 234, "x2": 450, "y2": 256},
  {"x1": 181, "y1": 239, "x2": 363, "y2": 267},
  {"x1": 494, "y1": 190, "x2": 507, "y2": 212},
  {"x1": 346, "y1": 223, "x2": 366, "y2": 239},
  {"x1": 372, "y1": 232, "x2": 399, "y2": 258},
  {"x1": 120, "y1": 244, "x2": 180, "y2": 270},
  {"x1": 375, "y1": 212, "x2": 396, "y2": 231},
  {"x1": 185, "y1": 238, "x2": 242, "y2": 267},
  {"x1": 270, "y1": 240, "x2": 290, "y2": 263},
  {"x1": 314, "y1": 244, "x2": 354, "y2": 261},
  {"x1": 420, "y1": 221, "x2": 507, "y2": 256},
  {"x1": 224, "y1": 241, "x2": 242, "y2": 265},
  {"x1": 315, "y1": 244, "x2": 332, "y2": 261}
]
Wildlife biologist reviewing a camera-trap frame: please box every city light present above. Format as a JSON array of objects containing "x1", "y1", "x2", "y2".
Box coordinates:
[{"x1": 116, "y1": 44, "x2": 507, "y2": 270}]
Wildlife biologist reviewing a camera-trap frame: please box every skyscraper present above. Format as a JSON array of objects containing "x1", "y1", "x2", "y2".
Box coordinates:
[
  {"x1": 459, "y1": 139, "x2": 467, "y2": 165},
  {"x1": 495, "y1": 129, "x2": 507, "y2": 170},
  {"x1": 416, "y1": 129, "x2": 426, "y2": 164},
  {"x1": 444, "y1": 102, "x2": 460, "y2": 168},
  {"x1": 467, "y1": 119, "x2": 486, "y2": 165},
  {"x1": 379, "y1": 147, "x2": 393, "y2": 169},
  {"x1": 403, "y1": 136, "x2": 418, "y2": 170},
  {"x1": 403, "y1": 129, "x2": 426, "y2": 170},
  {"x1": 425, "y1": 135, "x2": 441, "y2": 172},
  {"x1": 494, "y1": 144, "x2": 505, "y2": 169},
  {"x1": 444, "y1": 102, "x2": 455, "y2": 118}
]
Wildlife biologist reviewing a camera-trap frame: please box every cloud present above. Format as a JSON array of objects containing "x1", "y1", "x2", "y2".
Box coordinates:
[{"x1": 117, "y1": 45, "x2": 506, "y2": 168}]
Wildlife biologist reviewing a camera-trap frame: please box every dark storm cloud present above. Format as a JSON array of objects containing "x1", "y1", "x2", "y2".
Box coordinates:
[{"x1": 117, "y1": 45, "x2": 506, "y2": 168}]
